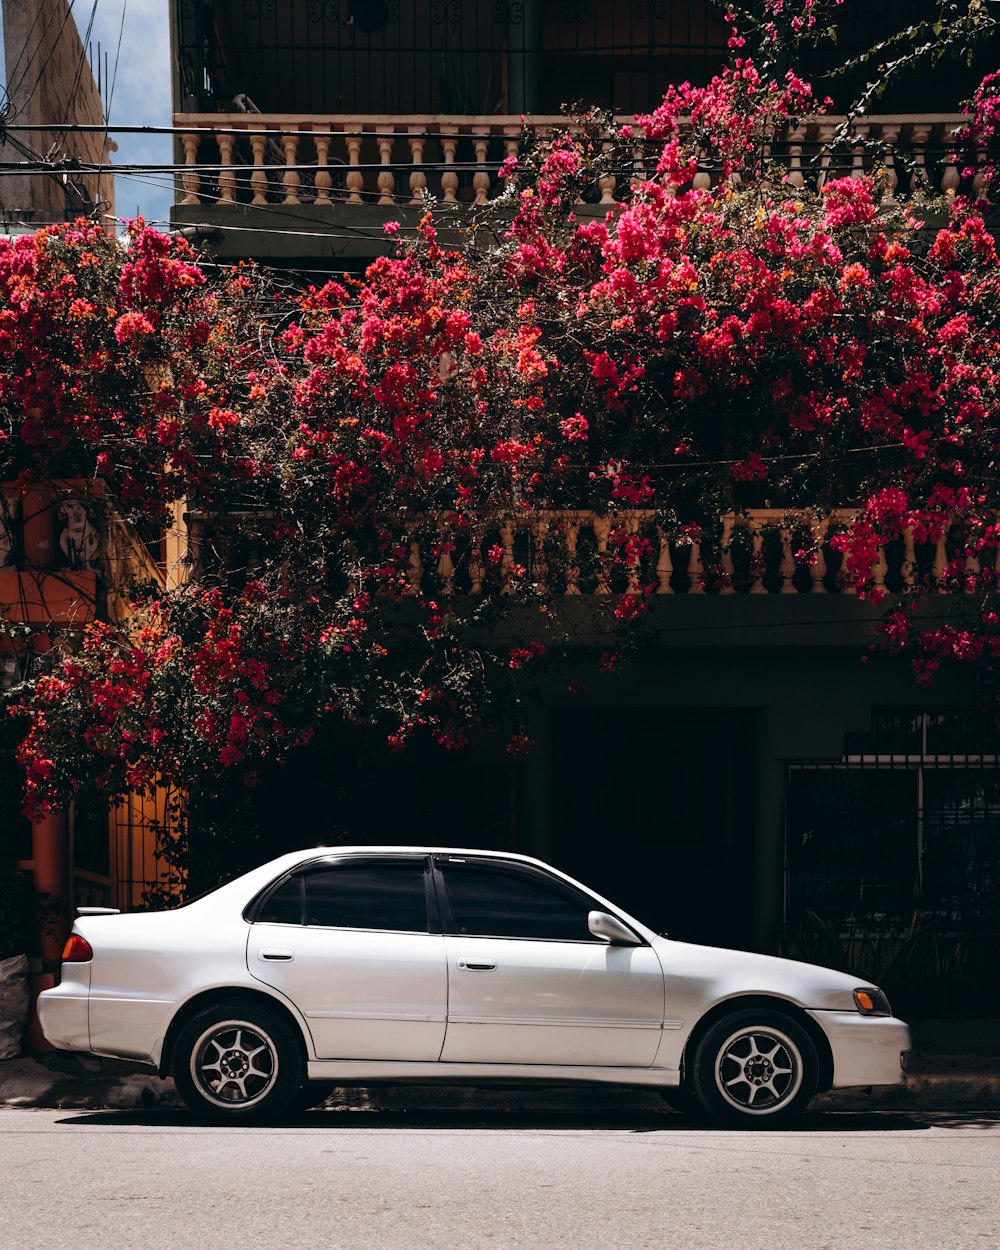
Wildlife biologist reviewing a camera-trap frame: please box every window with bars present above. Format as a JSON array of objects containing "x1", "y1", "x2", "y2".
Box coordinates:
[{"x1": 787, "y1": 710, "x2": 1000, "y2": 932}]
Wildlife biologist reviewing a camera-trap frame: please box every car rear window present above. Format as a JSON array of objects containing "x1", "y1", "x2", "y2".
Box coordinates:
[{"x1": 302, "y1": 861, "x2": 429, "y2": 932}]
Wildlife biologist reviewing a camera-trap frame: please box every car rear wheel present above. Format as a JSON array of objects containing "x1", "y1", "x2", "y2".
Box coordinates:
[
  {"x1": 173, "y1": 1002, "x2": 302, "y2": 1124},
  {"x1": 691, "y1": 1009, "x2": 818, "y2": 1128}
]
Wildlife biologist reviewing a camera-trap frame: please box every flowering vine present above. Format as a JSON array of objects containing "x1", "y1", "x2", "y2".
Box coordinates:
[{"x1": 3, "y1": 32, "x2": 998, "y2": 819}]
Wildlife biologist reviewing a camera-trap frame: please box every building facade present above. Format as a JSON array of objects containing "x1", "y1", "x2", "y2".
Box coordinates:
[{"x1": 7, "y1": 2, "x2": 997, "y2": 1037}]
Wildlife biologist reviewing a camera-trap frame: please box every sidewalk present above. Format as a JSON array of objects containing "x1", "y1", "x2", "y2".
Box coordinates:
[{"x1": 1, "y1": 1051, "x2": 998, "y2": 1114}]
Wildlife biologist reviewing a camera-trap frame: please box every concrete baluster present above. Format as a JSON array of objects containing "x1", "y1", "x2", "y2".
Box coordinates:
[
  {"x1": 468, "y1": 534, "x2": 484, "y2": 596},
  {"x1": 687, "y1": 538, "x2": 705, "y2": 594},
  {"x1": 880, "y1": 124, "x2": 900, "y2": 200},
  {"x1": 565, "y1": 521, "x2": 581, "y2": 595},
  {"x1": 500, "y1": 518, "x2": 517, "y2": 594},
  {"x1": 932, "y1": 526, "x2": 949, "y2": 593},
  {"x1": 624, "y1": 515, "x2": 641, "y2": 595},
  {"x1": 503, "y1": 126, "x2": 521, "y2": 167},
  {"x1": 533, "y1": 516, "x2": 549, "y2": 595},
  {"x1": 776, "y1": 525, "x2": 796, "y2": 594},
  {"x1": 180, "y1": 134, "x2": 201, "y2": 204},
  {"x1": 810, "y1": 517, "x2": 829, "y2": 594},
  {"x1": 873, "y1": 544, "x2": 889, "y2": 597},
  {"x1": 910, "y1": 124, "x2": 931, "y2": 193},
  {"x1": 377, "y1": 133, "x2": 395, "y2": 204},
  {"x1": 408, "y1": 127, "x2": 427, "y2": 204},
  {"x1": 437, "y1": 534, "x2": 455, "y2": 597},
  {"x1": 655, "y1": 528, "x2": 674, "y2": 594},
  {"x1": 344, "y1": 130, "x2": 365, "y2": 203},
  {"x1": 313, "y1": 134, "x2": 334, "y2": 206},
  {"x1": 592, "y1": 516, "x2": 611, "y2": 595},
  {"x1": 786, "y1": 125, "x2": 806, "y2": 188},
  {"x1": 216, "y1": 133, "x2": 237, "y2": 204},
  {"x1": 720, "y1": 515, "x2": 736, "y2": 594},
  {"x1": 851, "y1": 123, "x2": 869, "y2": 179},
  {"x1": 902, "y1": 526, "x2": 917, "y2": 590},
  {"x1": 440, "y1": 126, "x2": 459, "y2": 203},
  {"x1": 407, "y1": 540, "x2": 423, "y2": 596},
  {"x1": 472, "y1": 127, "x2": 491, "y2": 204},
  {"x1": 750, "y1": 519, "x2": 768, "y2": 593},
  {"x1": 972, "y1": 148, "x2": 991, "y2": 203},
  {"x1": 815, "y1": 121, "x2": 836, "y2": 193},
  {"x1": 281, "y1": 134, "x2": 301, "y2": 204},
  {"x1": 599, "y1": 140, "x2": 618, "y2": 204},
  {"x1": 250, "y1": 134, "x2": 268, "y2": 204},
  {"x1": 965, "y1": 542, "x2": 981, "y2": 594}
]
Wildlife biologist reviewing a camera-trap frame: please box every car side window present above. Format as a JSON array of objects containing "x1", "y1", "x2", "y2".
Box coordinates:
[
  {"x1": 256, "y1": 874, "x2": 304, "y2": 925},
  {"x1": 437, "y1": 860, "x2": 594, "y2": 942},
  {"x1": 302, "y1": 861, "x2": 429, "y2": 933}
]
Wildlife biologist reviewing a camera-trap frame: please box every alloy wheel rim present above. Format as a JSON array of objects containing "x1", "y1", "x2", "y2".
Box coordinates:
[
  {"x1": 714, "y1": 1026, "x2": 802, "y2": 1114},
  {"x1": 191, "y1": 1019, "x2": 279, "y2": 1108}
]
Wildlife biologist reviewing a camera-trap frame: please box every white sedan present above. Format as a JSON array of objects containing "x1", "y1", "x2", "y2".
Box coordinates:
[{"x1": 38, "y1": 847, "x2": 910, "y2": 1125}]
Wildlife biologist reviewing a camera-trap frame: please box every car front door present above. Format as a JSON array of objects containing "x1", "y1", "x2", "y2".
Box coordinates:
[
  {"x1": 435, "y1": 856, "x2": 665, "y2": 1067},
  {"x1": 249, "y1": 855, "x2": 447, "y2": 1061}
]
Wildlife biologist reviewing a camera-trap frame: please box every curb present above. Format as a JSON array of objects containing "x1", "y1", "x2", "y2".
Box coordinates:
[{"x1": 2, "y1": 1056, "x2": 999, "y2": 1114}]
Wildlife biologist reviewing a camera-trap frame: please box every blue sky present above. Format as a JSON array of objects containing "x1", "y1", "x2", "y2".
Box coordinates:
[{"x1": 90, "y1": 0, "x2": 173, "y2": 227}]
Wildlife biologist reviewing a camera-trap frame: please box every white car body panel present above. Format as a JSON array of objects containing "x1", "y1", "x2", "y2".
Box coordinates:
[
  {"x1": 250, "y1": 925, "x2": 448, "y2": 1060},
  {"x1": 439, "y1": 935, "x2": 664, "y2": 1066},
  {"x1": 36, "y1": 845, "x2": 911, "y2": 1098}
]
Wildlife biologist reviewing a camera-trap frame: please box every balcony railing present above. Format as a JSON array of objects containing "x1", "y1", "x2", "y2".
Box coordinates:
[
  {"x1": 184, "y1": 507, "x2": 992, "y2": 598},
  {"x1": 400, "y1": 508, "x2": 986, "y2": 598},
  {"x1": 173, "y1": 112, "x2": 983, "y2": 210}
]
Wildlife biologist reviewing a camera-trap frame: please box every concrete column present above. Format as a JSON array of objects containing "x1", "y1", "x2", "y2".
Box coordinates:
[{"x1": 26, "y1": 809, "x2": 69, "y2": 1053}]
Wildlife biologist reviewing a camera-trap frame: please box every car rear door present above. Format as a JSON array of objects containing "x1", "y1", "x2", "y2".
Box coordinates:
[
  {"x1": 249, "y1": 855, "x2": 447, "y2": 1061},
  {"x1": 434, "y1": 856, "x2": 664, "y2": 1067}
]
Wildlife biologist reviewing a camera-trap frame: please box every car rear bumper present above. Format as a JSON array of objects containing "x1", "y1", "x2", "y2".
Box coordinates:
[
  {"x1": 808, "y1": 1010, "x2": 911, "y2": 1088},
  {"x1": 37, "y1": 981, "x2": 91, "y2": 1053}
]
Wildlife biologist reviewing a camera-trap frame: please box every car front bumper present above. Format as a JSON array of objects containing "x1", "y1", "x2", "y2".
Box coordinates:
[{"x1": 808, "y1": 1010, "x2": 911, "y2": 1088}]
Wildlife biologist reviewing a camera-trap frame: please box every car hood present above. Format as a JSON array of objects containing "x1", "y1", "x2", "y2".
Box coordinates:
[{"x1": 652, "y1": 937, "x2": 873, "y2": 1013}]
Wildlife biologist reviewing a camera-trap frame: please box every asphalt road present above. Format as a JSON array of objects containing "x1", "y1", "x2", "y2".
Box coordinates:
[{"x1": 2, "y1": 1106, "x2": 998, "y2": 1250}]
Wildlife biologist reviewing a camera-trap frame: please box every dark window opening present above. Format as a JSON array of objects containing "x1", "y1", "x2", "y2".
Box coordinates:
[
  {"x1": 438, "y1": 860, "x2": 594, "y2": 941},
  {"x1": 303, "y1": 860, "x2": 429, "y2": 931}
]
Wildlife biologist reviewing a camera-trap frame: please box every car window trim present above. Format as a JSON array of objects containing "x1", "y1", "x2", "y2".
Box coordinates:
[
  {"x1": 247, "y1": 853, "x2": 435, "y2": 932},
  {"x1": 431, "y1": 855, "x2": 646, "y2": 946}
]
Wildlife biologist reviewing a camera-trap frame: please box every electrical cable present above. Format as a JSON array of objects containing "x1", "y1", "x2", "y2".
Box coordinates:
[
  {"x1": 8, "y1": 0, "x2": 80, "y2": 126},
  {"x1": 54, "y1": 0, "x2": 101, "y2": 150},
  {"x1": 0, "y1": 0, "x2": 58, "y2": 117},
  {"x1": 90, "y1": 0, "x2": 125, "y2": 220}
]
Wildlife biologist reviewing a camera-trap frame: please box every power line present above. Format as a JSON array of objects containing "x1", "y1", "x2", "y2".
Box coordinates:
[
  {"x1": 10, "y1": 1, "x2": 80, "y2": 126},
  {"x1": 55, "y1": 0, "x2": 101, "y2": 150},
  {"x1": 91, "y1": 0, "x2": 125, "y2": 220},
  {"x1": 2, "y1": 0, "x2": 69, "y2": 118}
]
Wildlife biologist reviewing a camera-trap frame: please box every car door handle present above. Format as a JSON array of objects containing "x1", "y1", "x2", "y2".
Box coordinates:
[
  {"x1": 457, "y1": 959, "x2": 496, "y2": 971},
  {"x1": 258, "y1": 948, "x2": 294, "y2": 962}
]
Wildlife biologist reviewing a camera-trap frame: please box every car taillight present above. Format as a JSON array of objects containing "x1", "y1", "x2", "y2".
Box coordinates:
[{"x1": 61, "y1": 934, "x2": 93, "y2": 963}]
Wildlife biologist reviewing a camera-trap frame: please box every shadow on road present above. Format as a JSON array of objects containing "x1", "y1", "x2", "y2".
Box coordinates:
[{"x1": 51, "y1": 1107, "x2": 967, "y2": 1132}]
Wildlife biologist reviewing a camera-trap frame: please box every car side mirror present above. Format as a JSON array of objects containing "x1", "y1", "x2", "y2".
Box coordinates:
[{"x1": 588, "y1": 910, "x2": 641, "y2": 946}]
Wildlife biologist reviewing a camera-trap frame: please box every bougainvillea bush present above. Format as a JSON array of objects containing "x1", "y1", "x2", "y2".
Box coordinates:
[{"x1": 4, "y1": 6, "x2": 999, "y2": 819}]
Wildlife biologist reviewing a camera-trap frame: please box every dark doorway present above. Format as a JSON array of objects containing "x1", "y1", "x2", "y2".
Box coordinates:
[{"x1": 551, "y1": 708, "x2": 754, "y2": 949}]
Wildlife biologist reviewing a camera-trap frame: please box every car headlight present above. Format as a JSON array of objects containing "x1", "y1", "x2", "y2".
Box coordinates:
[{"x1": 853, "y1": 987, "x2": 892, "y2": 1016}]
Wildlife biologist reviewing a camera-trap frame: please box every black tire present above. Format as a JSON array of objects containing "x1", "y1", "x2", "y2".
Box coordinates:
[
  {"x1": 172, "y1": 1000, "x2": 303, "y2": 1124},
  {"x1": 690, "y1": 1009, "x2": 818, "y2": 1128}
]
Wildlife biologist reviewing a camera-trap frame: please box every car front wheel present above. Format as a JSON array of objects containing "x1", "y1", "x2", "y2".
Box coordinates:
[
  {"x1": 691, "y1": 1009, "x2": 818, "y2": 1127},
  {"x1": 173, "y1": 1002, "x2": 302, "y2": 1124}
]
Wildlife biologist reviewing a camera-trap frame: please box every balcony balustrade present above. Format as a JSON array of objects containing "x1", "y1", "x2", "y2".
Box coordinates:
[
  {"x1": 399, "y1": 507, "x2": 987, "y2": 598},
  {"x1": 172, "y1": 112, "x2": 984, "y2": 211},
  {"x1": 184, "y1": 507, "x2": 992, "y2": 599}
]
